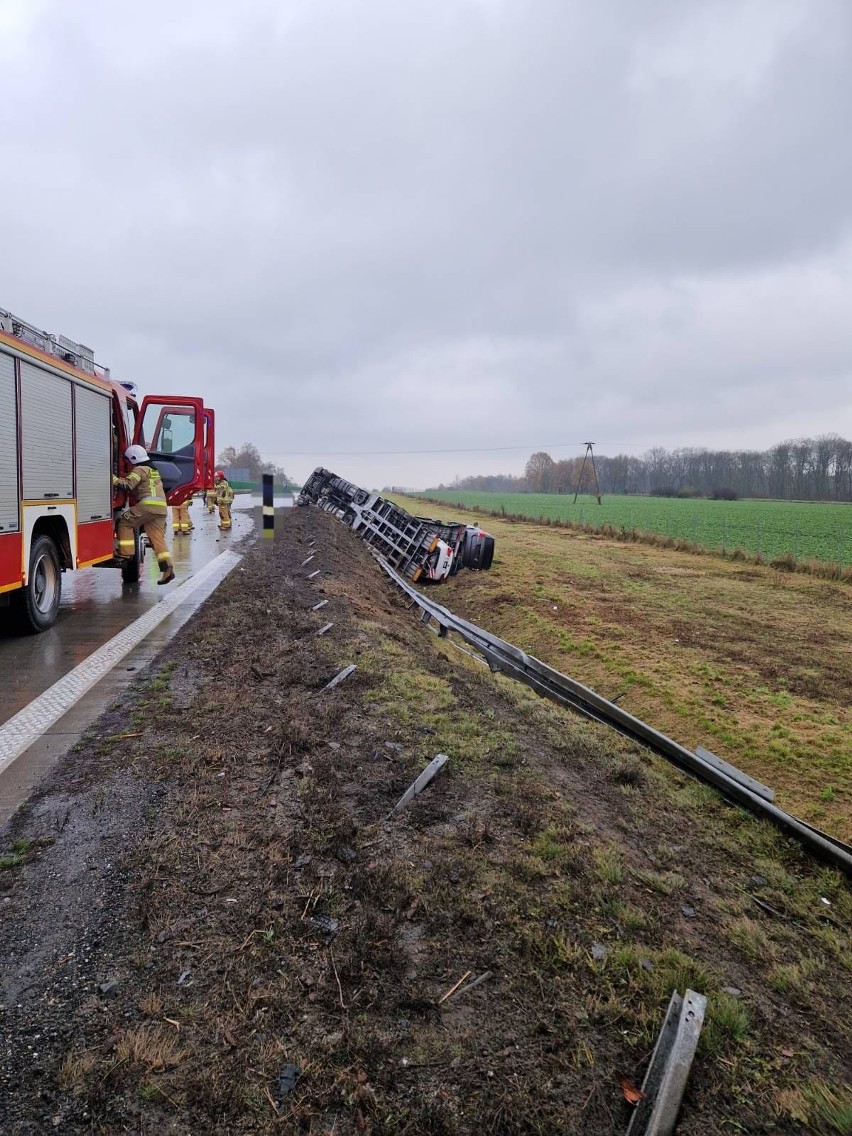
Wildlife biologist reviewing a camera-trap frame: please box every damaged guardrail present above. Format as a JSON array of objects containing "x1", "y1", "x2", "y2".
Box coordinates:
[
  {"x1": 374, "y1": 556, "x2": 852, "y2": 878},
  {"x1": 626, "y1": 989, "x2": 706, "y2": 1136}
]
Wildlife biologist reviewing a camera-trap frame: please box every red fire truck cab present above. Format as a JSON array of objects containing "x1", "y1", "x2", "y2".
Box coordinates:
[{"x1": 0, "y1": 308, "x2": 215, "y2": 633}]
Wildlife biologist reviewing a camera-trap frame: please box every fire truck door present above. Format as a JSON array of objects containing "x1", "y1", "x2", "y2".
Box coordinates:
[
  {"x1": 202, "y1": 407, "x2": 215, "y2": 490},
  {"x1": 134, "y1": 396, "x2": 212, "y2": 506}
]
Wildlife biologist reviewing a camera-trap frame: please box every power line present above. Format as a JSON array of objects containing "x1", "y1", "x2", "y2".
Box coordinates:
[{"x1": 256, "y1": 441, "x2": 648, "y2": 458}]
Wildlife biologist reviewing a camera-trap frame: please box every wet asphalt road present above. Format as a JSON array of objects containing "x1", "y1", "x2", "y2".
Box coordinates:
[
  {"x1": 0, "y1": 495, "x2": 293, "y2": 825},
  {"x1": 0, "y1": 498, "x2": 257, "y2": 724}
]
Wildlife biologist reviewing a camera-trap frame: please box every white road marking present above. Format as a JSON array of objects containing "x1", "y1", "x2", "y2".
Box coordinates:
[{"x1": 0, "y1": 550, "x2": 241, "y2": 776}]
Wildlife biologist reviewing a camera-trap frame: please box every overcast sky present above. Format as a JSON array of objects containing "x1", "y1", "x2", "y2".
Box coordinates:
[{"x1": 2, "y1": 0, "x2": 851, "y2": 488}]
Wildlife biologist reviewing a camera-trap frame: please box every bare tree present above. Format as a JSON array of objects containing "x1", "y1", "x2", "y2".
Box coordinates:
[
  {"x1": 524, "y1": 451, "x2": 555, "y2": 492},
  {"x1": 216, "y1": 442, "x2": 292, "y2": 485}
]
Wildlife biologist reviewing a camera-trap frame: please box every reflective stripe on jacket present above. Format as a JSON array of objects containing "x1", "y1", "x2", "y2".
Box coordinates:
[{"x1": 115, "y1": 464, "x2": 168, "y2": 511}]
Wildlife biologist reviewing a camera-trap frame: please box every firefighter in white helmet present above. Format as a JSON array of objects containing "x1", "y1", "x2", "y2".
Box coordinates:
[{"x1": 113, "y1": 445, "x2": 175, "y2": 585}]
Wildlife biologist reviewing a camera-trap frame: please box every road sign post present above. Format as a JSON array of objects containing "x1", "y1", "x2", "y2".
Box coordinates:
[{"x1": 263, "y1": 474, "x2": 274, "y2": 539}]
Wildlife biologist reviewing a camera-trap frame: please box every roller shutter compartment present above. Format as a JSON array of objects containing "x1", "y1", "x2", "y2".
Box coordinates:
[
  {"x1": 0, "y1": 352, "x2": 18, "y2": 532},
  {"x1": 20, "y1": 362, "x2": 73, "y2": 500},
  {"x1": 75, "y1": 384, "x2": 112, "y2": 521}
]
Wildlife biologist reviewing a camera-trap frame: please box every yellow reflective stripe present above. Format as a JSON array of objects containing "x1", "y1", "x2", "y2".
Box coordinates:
[
  {"x1": 139, "y1": 497, "x2": 167, "y2": 508},
  {"x1": 125, "y1": 471, "x2": 142, "y2": 488}
]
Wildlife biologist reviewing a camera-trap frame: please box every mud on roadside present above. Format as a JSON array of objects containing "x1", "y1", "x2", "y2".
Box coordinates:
[{"x1": 0, "y1": 506, "x2": 850, "y2": 1134}]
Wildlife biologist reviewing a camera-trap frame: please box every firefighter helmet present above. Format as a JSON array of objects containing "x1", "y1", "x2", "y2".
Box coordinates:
[
  {"x1": 125, "y1": 444, "x2": 149, "y2": 465},
  {"x1": 214, "y1": 469, "x2": 225, "y2": 481}
]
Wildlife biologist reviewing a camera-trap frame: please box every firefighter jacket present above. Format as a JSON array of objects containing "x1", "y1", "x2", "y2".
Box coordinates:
[
  {"x1": 113, "y1": 464, "x2": 168, "y2": 512},
  {"x1": 215, "y1": 478, "x2": 235, "y2": 505}
]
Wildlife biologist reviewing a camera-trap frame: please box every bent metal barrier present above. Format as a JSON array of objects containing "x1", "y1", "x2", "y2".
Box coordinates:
[{"x1": 373, "y1": 556, "x2": 852, "y2": 878}]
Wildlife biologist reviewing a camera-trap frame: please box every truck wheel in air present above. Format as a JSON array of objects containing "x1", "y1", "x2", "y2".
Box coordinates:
[
  {"x1": 121, "y1": 531, "x2": 142, "y2": 584},
  {"x1": 17, "y1": 534, "x2": 62, "y2": 633}
]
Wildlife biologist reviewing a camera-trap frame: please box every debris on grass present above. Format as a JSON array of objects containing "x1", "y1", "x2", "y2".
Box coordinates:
[{"x1": 391, "y1": 752, "x2": 449, "y2": 814}]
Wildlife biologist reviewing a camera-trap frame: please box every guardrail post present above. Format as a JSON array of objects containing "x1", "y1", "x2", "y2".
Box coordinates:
[{"x1": 625, "y1": 989, "x2": 706, "y2": 1136}]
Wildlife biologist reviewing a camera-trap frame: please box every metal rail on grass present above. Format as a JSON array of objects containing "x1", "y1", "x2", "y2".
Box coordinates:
[
  {"x1": 374, "y1": 556, "x2": 852, "y2": 878},
  {"x1": 625, "y1": 989, "x2": 706, "y2": 1136}
]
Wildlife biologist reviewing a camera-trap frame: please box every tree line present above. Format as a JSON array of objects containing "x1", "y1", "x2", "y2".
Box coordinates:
[{"x1": 436, "y1": 435, "x2": 852, "y2": 502}]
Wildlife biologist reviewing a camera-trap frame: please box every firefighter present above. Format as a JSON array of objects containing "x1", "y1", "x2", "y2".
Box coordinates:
[
  {"x1": 171, "y1": 498, "x2": 194, "y2": 533},
  {"x1": 205, "y1": 484, "x2": 217, "y2": 514},
  {"x1": 214, "y1": 469, "x2": 234, "y2": 530},
  {"x1": 113, "y1": 445, "x2": 175, "y2": 585}
]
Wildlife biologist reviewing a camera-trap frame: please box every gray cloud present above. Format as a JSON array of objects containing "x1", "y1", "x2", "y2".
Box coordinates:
[{"x1": 2, "y1": 0, "x2": 851, "y2": 487}]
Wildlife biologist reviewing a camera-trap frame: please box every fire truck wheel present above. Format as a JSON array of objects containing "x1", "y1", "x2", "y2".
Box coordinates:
[
  {"x1": 121, "y1": 532, "x2": 142, "y2": 584},
  {"x1": 19, "y1": 534, "x2": 62, "y2": 633}
]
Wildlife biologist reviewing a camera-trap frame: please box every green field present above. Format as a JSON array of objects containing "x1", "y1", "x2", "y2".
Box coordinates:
[{"x1": 419, "y1": 491, "x2": 852, "y2": 568}]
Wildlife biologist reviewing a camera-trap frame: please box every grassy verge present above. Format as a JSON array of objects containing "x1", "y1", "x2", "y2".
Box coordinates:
[{"x1": 393, "y1": 495, "x2": 852, "y2": 842}]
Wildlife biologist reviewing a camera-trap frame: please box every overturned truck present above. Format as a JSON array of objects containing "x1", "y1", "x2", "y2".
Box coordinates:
[{"x1": 297, "y1": 468, "x2": 495, "y2": 583}]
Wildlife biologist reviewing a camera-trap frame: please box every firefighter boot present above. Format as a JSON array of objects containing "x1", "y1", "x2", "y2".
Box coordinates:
[{"x1": 157, "y1": 556, "x2": 176, "y2": 586}]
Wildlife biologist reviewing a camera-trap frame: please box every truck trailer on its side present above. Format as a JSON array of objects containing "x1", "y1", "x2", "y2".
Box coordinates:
[
  {"x1": 297, "y1": 467, "x2": 494, "y2": 582},
  {"x1": 0, "y1": 307, "x2": 216, "y2": 633}
]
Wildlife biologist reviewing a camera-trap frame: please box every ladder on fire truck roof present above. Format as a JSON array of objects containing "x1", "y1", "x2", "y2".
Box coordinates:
[{"x1": 0, "y1": 307, "x2": 109, "y2": 378}]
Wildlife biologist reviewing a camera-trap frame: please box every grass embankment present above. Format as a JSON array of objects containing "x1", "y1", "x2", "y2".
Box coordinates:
[
  {"x1": 421, "y1": 491, "x2": 852, "y2": 580},
  {"x1": 1, "y1": 507, "x2": 850, "y2": 1133},
  {"x1": 395, "y1": 496, "x2": 852, "y2": 841}
]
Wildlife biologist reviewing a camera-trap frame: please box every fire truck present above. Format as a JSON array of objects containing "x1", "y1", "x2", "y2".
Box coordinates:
[
  {"x1": 297, "y1": 467, "x2": 495, "y2": 581},
  {"x1": 0, "y1": 307, "x2": 215, "y2": 633}
]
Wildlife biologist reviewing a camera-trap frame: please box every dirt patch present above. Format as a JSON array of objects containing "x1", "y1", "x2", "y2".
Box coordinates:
[{"x1": 0, "y1": 507, "x2": 850, "y2": 1134}]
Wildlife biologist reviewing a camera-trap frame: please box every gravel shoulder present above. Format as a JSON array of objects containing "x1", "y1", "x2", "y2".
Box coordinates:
[{"x1": 1, "y1": 506, "x2": 850, "y2": 1134}]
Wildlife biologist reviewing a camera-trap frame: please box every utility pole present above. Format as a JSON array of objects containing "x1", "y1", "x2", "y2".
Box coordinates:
[{"x1": 573, "y1": 442, "x2": 602, "y2": 505}]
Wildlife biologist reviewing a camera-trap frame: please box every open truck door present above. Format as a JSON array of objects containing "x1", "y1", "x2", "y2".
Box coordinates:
[
  {"x1": 202, "y1": 406, "x2": 215, "y2": 492},
  {"x1": 134, "y1": 396, "x2": 214, "y2": 506}
]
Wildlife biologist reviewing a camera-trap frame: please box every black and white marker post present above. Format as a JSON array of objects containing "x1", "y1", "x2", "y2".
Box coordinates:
[{"x1": 262, "y1": 473, "x2": 274, "y2": 539}]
